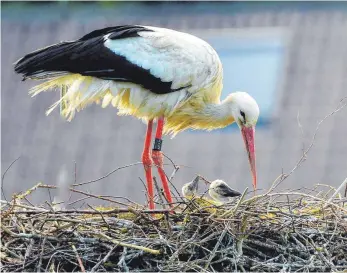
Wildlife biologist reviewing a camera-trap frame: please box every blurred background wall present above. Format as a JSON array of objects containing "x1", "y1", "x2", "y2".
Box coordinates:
[{"x1": 1, "y1": 1, "x2": 347, "y2": 206}]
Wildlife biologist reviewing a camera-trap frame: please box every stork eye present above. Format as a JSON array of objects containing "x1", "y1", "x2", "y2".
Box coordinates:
[{"x1": 240, "y1": 110, "x2": 246, "y2": 121}]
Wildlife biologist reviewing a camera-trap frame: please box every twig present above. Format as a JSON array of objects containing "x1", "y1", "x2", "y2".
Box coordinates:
[
  {"x1": 72, "y1": 162, "x2": 143, "y2": 187},
  {"x1": 1, "y1": 156, "x2": 21, "y2": 201},
  {"x1": 91, "y1": 246, "x2": 116, "y2": 272},
  {"x1": 67, "y1": 196, "x2": 91, "y2": 206},
  {"x1": 221, "y1": 187, "x2": 248, "y2": 218},
  {"x1": 117, "y1": 247, "x2": 129, "y2": 272},
  {"x1": 0, "y1": 200, "x2": 48, "y2": 212},
  {"x1": 95, "y1": 232, "x2": 160, "y2": 255},
  {"x1": 168, "y1": 165, "x2": 180, "y2": 183},
  {"x1": 162, "y1": 153, "x2": 183, "y2": 198},
  {"x1": 87, "y1": 204, "x2": 111, "y2": 230},
  {"x1": 266, "y1": 192, "x2": 347, "y2": 213},
  {"x1": 71, "y1": 244, "x2": 86, "y2": 272},
  {"x1": 153, "y1": 177, "x2": 166, "y2": 209},
  {"x1": 325, "y1": 177, "x2": 347, "y2": 208},
  {"x1": 275, "y1": 98, "x2": 347, "y2": 189},
  {"x1": 138, "y1": 177, "x2": 149, "y2": 205},
  {"x1": 15, "y1": 182, "x2": 43, "y2": 201},
  {"x1": 3, "y1": 208, "x2": 180, "y2": 215},
  {"x1": 69, "y1": 188, "x2": 128, "y2": 207},
  {"x1": 204, "y1": 227, "x2": 228, "y2": 269},
  {"x1": 23, "y1": 239, "x2": 34, "y2": 270}
]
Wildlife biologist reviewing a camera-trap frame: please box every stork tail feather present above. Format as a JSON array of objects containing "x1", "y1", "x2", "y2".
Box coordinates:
[{"x1": 60, "y1": 85, "x2": 68, "y2": 117}]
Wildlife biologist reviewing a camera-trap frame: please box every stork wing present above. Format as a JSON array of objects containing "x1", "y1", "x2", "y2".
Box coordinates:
[{"x1": 14, "y1": 25, "x2": 218, "y2": 95}]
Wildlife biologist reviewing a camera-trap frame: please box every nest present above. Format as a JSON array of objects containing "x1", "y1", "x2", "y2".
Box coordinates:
[{"x1": 1, "y1": 180, "x2": 347, "y2": 272}]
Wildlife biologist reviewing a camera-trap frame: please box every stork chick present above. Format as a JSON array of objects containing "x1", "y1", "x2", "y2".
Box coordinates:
[
  {"x1": 209, "y1": 179, "x2": 241, "y2": 203},
  {"x1": 182, "y1": 176, "x2": 200, "y2": 198}
]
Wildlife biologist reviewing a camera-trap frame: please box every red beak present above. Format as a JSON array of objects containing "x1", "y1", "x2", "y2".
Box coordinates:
[{"x1": 241, "y1": 126, "x2": 257, "y2": 190}]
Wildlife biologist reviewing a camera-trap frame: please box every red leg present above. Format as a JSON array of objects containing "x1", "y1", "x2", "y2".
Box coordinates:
[
  {"x1": 142, "y1": 120, "x2": 155, "y2": 209},
  {"x1": 152, "y1": 117, "x2": 174, "y2": 206}
]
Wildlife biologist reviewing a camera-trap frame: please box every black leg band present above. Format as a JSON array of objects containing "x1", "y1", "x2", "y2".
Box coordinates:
[{"x1": 153, "y1": 138, "x2": 163, "y2": 151}]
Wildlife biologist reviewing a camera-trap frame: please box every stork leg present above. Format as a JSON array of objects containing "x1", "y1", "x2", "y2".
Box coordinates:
[
  {"x1": 142, "y1": 120, "x2": 155, "y2": 210},
  {"x1": 152, "y1": 117, "x2": 174, "y2": 206}
]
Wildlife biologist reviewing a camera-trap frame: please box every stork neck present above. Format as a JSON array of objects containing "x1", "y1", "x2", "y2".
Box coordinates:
[
  {"x1": 164, "y1": 96, "x2": 235, "y2": 134},
  {"x1": 199, "y1": 100, "x2": 234, "y2": 129}
]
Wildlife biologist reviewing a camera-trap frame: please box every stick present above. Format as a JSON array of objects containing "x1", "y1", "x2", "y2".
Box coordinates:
[
  {"x1": 91, "y1": 246, "x2": 116, "y2": 272},
  {"x1": 3, "y1": 208, "x2": 177, "y2": 214},
  {"x1": 95, "y1": 232, "x2": 160, "y2": 255},
  {"x1": 1, "y1": 156, "x2": 21, "y2": 201},
  {"x1": 221, "y1": 187, "x2": 248, "y2": 218},
  {"x1": 15, "y1": 182, "x2": 43, "y2": 201},
  {"x1": 325, "y1": 177, "x2": 347, "y2": 208},
  {"x1": 153, "y1": 177, "x2": 166, "y2": 209},
  {"x1": 0, "y1": 200, "x2": 48, "y2": 212},
  {"x1": 72, "y1": 162, "x2": 143, "y2": 187},
  {"x1": 204, "y1": 228, "x2": 228, "y2": 269},
  {"x1": 71, "y1": 244, "x2": 86, "y2": 272},
  {"x1": 274, "y1": 99, "x2": 347, "y2": 189}
]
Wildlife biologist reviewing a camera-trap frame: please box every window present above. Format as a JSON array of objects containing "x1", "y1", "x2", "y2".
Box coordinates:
[{"x1": 191, "y1": 28, "x2": 288, "y2": 131}]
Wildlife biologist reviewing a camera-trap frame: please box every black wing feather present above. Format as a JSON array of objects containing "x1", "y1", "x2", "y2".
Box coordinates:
[
  {"x1": 79, "y1": 25, "x2": 150, "y2": 41},
  {"x1": 14, "y1": 25, "x2": 183, "y2": 94}
]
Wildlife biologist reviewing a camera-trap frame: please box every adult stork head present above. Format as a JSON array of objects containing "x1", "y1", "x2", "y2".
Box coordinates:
[{"x1": 227, "y1": 92, "x2": 259, "y2": 190}]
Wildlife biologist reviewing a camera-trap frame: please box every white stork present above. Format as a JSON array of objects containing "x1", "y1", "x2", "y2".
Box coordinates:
[
  {"x1": 208, "y1": 179, "x2": 242, "y2": 202},
  {"x1": 14, "y1": 25, "x2": 259, "y2": 210}
]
